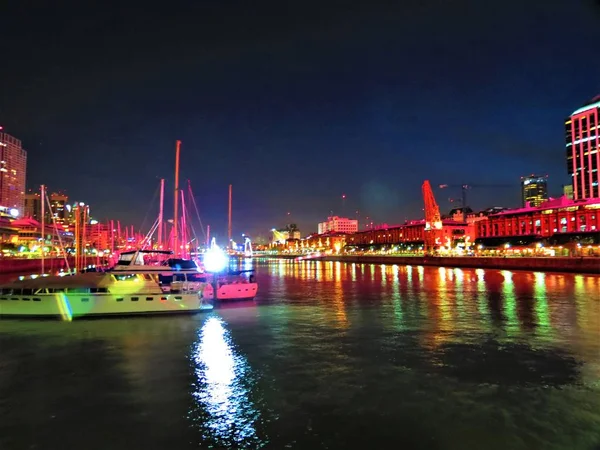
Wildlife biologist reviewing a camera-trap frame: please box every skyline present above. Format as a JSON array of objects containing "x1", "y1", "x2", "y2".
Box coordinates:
[{"x1": 1, "y1": 1, "x2": 599, "y2": 239}]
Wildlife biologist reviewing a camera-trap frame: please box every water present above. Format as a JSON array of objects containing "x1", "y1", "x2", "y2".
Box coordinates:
[{"x1": 1, "y1": 259, "x2": 599, "y2": 450}]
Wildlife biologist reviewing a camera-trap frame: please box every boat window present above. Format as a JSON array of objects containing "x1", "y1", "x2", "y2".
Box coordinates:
[
  {"x1": 146, "y1": 297, "x2": 153, "y2": 301},
  {"x1": 116, "y1": 298, "x2": 124, "y2": 302},
  {"x1": 0, "y1": 288, "x2": 12, "y2": 295},
  {"x1": 90, "y1": 288, "x2": 108, "y2": 293},
  {"x1": 11, "y1": 298, "x2": 19, "y2": 301},
  {"x1": 174, "y1": 296, "x2": 182, "y2": 301},
  {"x1": 174, "y1": 274, "x2": 186, "y2": 282},
  {"x1": 33, "y1": 298, "x2": 41, "y2": 302},
  {"x1": 22, "y1": 298, "x2": 30, "y2": 301},
  {"x1": 22, "y1": 289, "x2": 33, "y2": 295},
  {"x1": 0, "y1": 297, "x2": 7, "y2": 301},
  {"x1": 160, "y1": 297, "x2": 168, "y2": 301},
  {"x1": 113, "y1": 274, "x2": 137, "y2": 281},
  {"x1": 81, "y1": 298, "x2": 89, "y2": 302},
  {"x1": 12, "y1": 289, "x2": 22, "y2": 295},
  {"x1": 66, "y1": 288, "x2": 90, "y2": 294},
  {"x1": 131, "y1": 297, "x2": 139, "y2": 301}
]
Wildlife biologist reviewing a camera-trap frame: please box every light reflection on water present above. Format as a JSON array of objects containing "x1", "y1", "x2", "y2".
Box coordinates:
[
  {"x1": 189, "y1": 316, "x2": 265, "y2": 449},
  {"x1": 0, "y1": 259, "x2": 599, "y2": 450}
]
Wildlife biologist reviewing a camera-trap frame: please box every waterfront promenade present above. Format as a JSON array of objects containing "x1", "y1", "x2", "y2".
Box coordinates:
[{"x1": 257, "y1": 254, "x2": 600, "y2": 274}]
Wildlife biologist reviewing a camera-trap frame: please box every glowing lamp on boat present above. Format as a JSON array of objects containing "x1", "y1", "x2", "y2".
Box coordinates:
[{"x1": 204, "y1": 246, "x2": 228, "y2": 273}]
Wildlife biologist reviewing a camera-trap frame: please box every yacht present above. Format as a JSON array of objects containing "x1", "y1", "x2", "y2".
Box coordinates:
[
  {"x1": 116, "y1": 249, "x2": 258, "y2": 302},
  {"x1": 0, "y1": 265, "x2": 213, "y2": 320}
]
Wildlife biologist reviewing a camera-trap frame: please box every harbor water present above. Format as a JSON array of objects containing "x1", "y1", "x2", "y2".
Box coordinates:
[{"x1": 0, "y1": 259, "x2": 599, "y2": 450}]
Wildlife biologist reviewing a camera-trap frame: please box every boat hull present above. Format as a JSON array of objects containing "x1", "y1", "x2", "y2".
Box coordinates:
[
  {"x1": 201, "y1": 282, "x2": 258, "y2": 301},
  {"x1": 0, "y1": 292, "x2": 212, "y2": 320}
]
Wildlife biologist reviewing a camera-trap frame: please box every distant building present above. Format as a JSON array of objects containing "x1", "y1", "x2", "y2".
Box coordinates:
[
  {"x1": 318, "y1": 216, "x2": 358, "y2": 235},
  {"x1": 521, "y1": 174, "x2": 548, "y2": 207},
  {"x1": 271, "y1": 224, "x2": 301, "y2": 244},
  {"x1": 0, "y1": 131, "x2": 27, "y2": 216},
  {"x1": 49, "y1": 192, "x2": 69, "y2": 224},
  {"x1": 566, "y1": 95, "x2": 600, "y2": 200},
  {"x1": 563, "y1": 184, "x2": 574, "y2": 200},
  {"x1": 24, "y1": 190, "x2": 41, "y2": 221}
]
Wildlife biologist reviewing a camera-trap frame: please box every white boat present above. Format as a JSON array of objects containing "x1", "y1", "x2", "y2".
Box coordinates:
[
  {"x1": 0, "y1": 270, "x2": 213, "y2": 320},
  {"x1": 115, "y1": 249, "x2": 258, "y2": 302}
]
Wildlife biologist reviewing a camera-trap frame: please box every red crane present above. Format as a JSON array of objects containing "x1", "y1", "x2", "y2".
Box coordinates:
[{"x1": 422, "y1": 180, "x2": 442, "y2": 255}]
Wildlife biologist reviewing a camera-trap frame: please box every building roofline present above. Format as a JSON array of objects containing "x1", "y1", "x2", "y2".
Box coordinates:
[{"x1": 571, "y1": 96, "x2": 600, "y2": 115}]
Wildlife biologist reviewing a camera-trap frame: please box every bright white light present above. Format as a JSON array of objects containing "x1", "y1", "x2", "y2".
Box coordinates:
[
  {"x1": 90, "y1": 219, "x2": 98, "y2": 225},
  {"x1": 204, "y1": 246, "x2": 228, "y2": 273},
  {"x1": 9, "y1": 208, "x2": 18, "y2": 217}
]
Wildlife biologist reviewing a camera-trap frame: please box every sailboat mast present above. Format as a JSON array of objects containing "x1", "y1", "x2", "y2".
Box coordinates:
[
  {"x1": 181, "y1": 190, "x2": 187, "y2": 258},
  {"x1": 173, "y1": 140, "x2": 181, "y2": 257},
  {"x1": 228, "y1": 184, "x2": 232, "y2": 249},
  {"x1": 158, "y1": 178, "x2": 165, "y2": 248},
  {"x1": 41, "y1": 184, "x2": 45, "y2": 274}
]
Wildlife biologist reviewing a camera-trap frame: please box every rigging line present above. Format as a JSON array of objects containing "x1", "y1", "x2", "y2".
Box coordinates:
[
  {"x1": 138, "y1": 179, "x2": 161, "y2": 236},
  {"x1": 44, "y1": 192, "x2": 71, "y2": 272},
  {"x1": 187, "y1": 180, "x2": 207, "y2": 241},
  {"x1": 141, "y1": 217, "x2": 160, "y2": 250}
]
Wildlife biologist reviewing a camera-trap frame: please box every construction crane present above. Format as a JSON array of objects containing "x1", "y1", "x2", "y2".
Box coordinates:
[
  {"x1": 439, "y1": 183, "x2": 513, "y2": 219},
  {"x1": 422, "y1": 180, "x2": 442, "y2": 255}
]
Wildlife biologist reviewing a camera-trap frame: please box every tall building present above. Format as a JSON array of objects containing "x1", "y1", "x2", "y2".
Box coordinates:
[
  {"x1": 566, "y1": 95, "x2": 600, "y2": 200},
  {"x1": 24, "y1": 190, "x2": 42, "y2": 220},
  {"x1": 49, "y1": 192, "x2": 69, "y2": 223},
  {"x1": 520, "y1": 174, "x2": 548, "y2": 207},
  {"x1": 318, "y1": 216, "x2": 359, "y2": 234},
  {"x1": 0, "y1": 131, "x2": 27, "y2": 216},
  {"x1": 563, "y1": 184, "x2": 574, "y2": 200}
]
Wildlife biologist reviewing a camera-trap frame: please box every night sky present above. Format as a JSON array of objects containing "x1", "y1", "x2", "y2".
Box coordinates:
[{"x1": 1, "y1": 1, "x2": 599, "y2": 241}]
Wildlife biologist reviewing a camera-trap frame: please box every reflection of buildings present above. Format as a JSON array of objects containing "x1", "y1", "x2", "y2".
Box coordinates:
[
  {"x1": 521, "y1": 174, "x2": 548, "y2": 207},
  {"x1": 0, "y1": 131, "x2": 27, "y2": 216},
  {"x1": 566, "y1": 96, "x2": 600, "y2": 200},
  {"x1": 318, "y1": 216, "x2": 358, "y2": 235}
]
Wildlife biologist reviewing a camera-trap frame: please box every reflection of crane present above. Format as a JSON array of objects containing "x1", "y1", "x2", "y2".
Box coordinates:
[
  {"x1": 439, "y1": 183, "x2": 513, "y2": 219},
  {"x1": 422, "y1": 180, "x2": 442, "y2": 255}
]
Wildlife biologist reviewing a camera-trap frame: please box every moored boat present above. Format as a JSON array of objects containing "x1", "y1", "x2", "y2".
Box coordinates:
[{"x1": 0, "y1": 270, "x2": 212, "y2": 320}]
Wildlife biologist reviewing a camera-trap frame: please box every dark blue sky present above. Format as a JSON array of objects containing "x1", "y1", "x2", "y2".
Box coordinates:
[{"x1": 1, "y1": 0, "x2": 599, "y2": 241}]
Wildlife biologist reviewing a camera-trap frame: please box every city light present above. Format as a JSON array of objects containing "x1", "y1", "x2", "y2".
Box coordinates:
[{"x1": 204, "y1": 246, "x2": 228, "y2": 273}]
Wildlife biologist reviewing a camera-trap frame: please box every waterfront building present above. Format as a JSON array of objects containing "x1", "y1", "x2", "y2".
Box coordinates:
[
  {"x1": 345, "y1": 219, "x2": 475, "y2": 251},
  {"x1": 23, "y1": 190, "x2": 41, "y2": 221},
  {"x1": 476, "y1": 196, "x2": 600, "y2": 250},
  {"x1": 521, "y1": 174, "x2": 548, "y2": 207},
  {"x1": 318, "y1": 216, "x2": 358, "y2": 235},
  {"x1": 49, "y1": 192, "x2": 69, "y2": 224},
  {"x1": 566, "y1": 95, "x2": 600, "y2": 200},
  {"x1": 271, "y1": 224, "x2": 301, "y2": 244},
  {"x1": 0, "y1": 131, "x2": 27, "y2": 216}
]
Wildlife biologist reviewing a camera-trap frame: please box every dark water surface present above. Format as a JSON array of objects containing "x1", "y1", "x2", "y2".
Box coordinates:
[{"x1": 1, "y1": 259, "x2": 599, "y2": 450}]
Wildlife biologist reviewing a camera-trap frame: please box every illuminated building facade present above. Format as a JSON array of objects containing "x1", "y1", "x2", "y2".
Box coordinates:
[
  {"x1": 0, "y1": 132, "x2": 27, "y2": 216},
  {"x1": 346, "y1": 220, "x2": 474, "y2": 249},
  {"x1": 24, "y1": 191, "x2": 41, "y2": 220},
  {"x1": 318, "y1": 216, "x2": 358, "y2": 235},
  {"x1": 566, "y1": 96, "x2": 600, "y2": 200},
  {"x1": 476, "y1": 196, "x2": 600, "y2": 246},
  {"x1": 49, "y1": 192, "x2": 69, "y2": 223},
  {"x1": 521, "y1": 174, "x2": 548, "y2": 207},
  {"x1": 563, "y1": 184, "x2": 574, "y2": 200}
]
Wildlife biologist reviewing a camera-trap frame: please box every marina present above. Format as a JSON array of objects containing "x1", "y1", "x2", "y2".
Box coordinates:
[{"x1": 0, "y1": 259, "x2": 598, "y2": 449}]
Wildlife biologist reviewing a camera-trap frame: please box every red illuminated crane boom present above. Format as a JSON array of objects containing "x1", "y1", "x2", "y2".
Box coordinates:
[{"x1": 422, "y1": 180, "x2": 442, "y2": 254}]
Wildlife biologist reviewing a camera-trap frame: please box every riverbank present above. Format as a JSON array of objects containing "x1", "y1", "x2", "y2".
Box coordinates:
[{"x1": 309, "y1": 255, "x2": 600, "y2": 274}]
